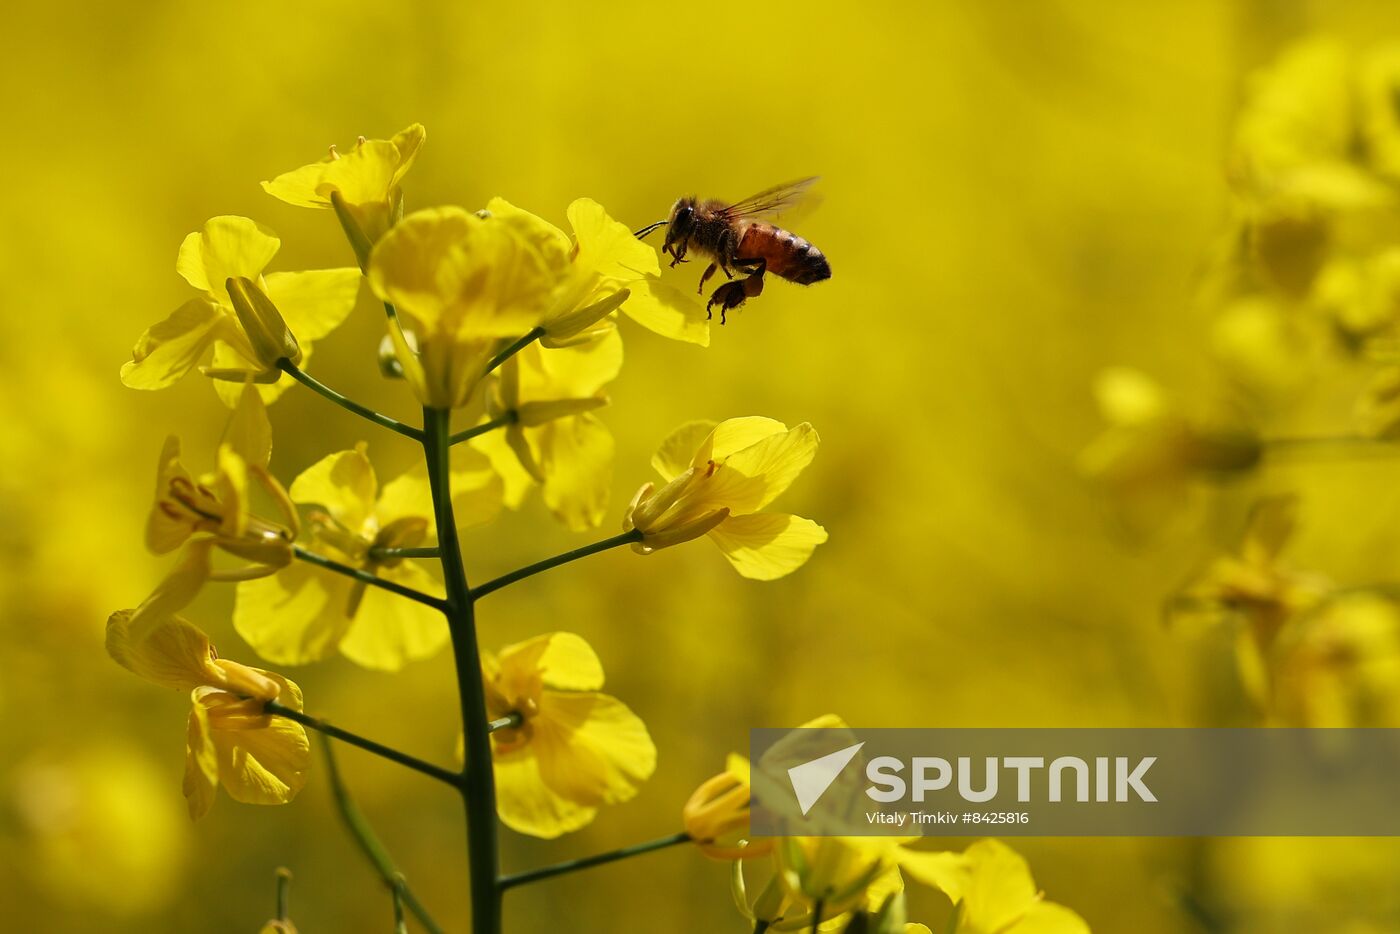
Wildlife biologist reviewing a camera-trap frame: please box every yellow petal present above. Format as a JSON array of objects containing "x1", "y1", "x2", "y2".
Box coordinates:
[
  {"x1": 318, "y1": 139, "x2": 399, "y2": 206},
  {"x1": 221, "y1": 382, "x2": 273, "y2": 469},
  {"x1": 619, "y1": 277, "x2": 710, "y2": 346},
  {"x1": 127, "y1": 539, "x2": 214, "y2": 640},
  {"x1": 234, "y1": 563, "x2": 355, "y2": 666},
  {"x1": 289, "y1": 447, "x2": 378, "y2": 533},
  {"x1": 146, "y1": 437, "x2": 194, "y2": 553},
  {"x1": 178, "y1": 216, "x2": 281, "y2": 303},
  {"x1": 653, "y1": 420, "x2": 718, "y2": 480},
  {"x1": 472, "y1": 428, "x2": 536, "y2": 509},
  {"x1": 367, "y1": 206, "x2": 558, "y2": 337},
  {"x1": 121, "y1": 298, "x2": 224, "y2": 390},
  {"x1": 206, "y1": 339, "x2": 297, "y2": 408},
  {"x1": 535, "y1": 413, "x2": 614, "y2": 531},
  {"x1": 524, "y1": 328, "x2": 623, "y2": 397},
  {"x1": 484, "y1": 197, "x2": 573, "y2": 256},
  {"x1": 718, "y1": 422, "x2": 820, "y2": 513},
  {"x1": 958, "y1": 840, "x2": 1041, "y2": 931},
  {"x1": 708, "y1": 513, "x2": 828, "y2": 580},
  {"x1": 493, "y1": 745, "x2": 598, "y2": 838},
  {"x1": 498, "y1": 631, "x2": 605, "y2": 692},
  {"x1": 532, "y1": 691, "x2": 656, "y2": 807},
  {"x1": 183, "y1": 698, "x2": 218, "y2": 819},
  {"x1": 106, "y1": 609, "x2": 221, "y2": 691},
  {"x1": 567, "y1": 198, "x2": 661, "y2": 279},
  {"x1": 339, "y1": 562, "x2": 448, "y2": 670},
  {"x1": 261, "y1": 159, "x2": 331, "y2": 208},
  {"x1": 210, "y1": 705, "x2": 310, "y2": 807},
  {"x1": 262, "y1": 269, "x2": 361, "y2": 342},
  {"x1": 1014, "y1": 902, "x2": 1092, "y2": 934},
  {"x1": 895, "y1": 848, "x2": 971, "y2": 901},
  {"x1": 389, "y1": 123, "x2": 426, "y2": 187}
]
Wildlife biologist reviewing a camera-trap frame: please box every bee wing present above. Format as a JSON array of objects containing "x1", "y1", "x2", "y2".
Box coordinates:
[{"x1": 720, "y1": 177, "x2": 821, "y2": 220}]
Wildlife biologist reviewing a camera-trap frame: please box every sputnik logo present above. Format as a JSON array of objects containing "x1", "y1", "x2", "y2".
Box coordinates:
[{"x1": 787, "y1": 742, "x2": 865, "y2": 816}]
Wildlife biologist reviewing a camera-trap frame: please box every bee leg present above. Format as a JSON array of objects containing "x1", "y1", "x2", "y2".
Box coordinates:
[
  {"x1": 697, "y1": 263, "x2": 719, "y2": 295},
  {"x1": 668, "y1": 240, "x2": 689, "y2": 268},
  {"x1": 707, "y1": 274, "x2": 763, "y2": 324}
]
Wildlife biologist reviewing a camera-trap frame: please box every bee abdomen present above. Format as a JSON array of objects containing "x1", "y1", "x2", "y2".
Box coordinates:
[
  {"x1": 738, "y1": 224, "x2": 832, "y2": 285},
  {"x1": 790, "y1": 240, "x2": 831, "y2": 285}
]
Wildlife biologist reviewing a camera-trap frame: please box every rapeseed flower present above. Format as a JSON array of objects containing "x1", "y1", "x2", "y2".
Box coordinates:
[
  {"x1": 263, "y1": 124, "x2": 426, "y2": 267},
  {"x1": 485, "y1": 197, "x2": 708, "y2": 346},
  {"x1": 902, "y1": 840, "x2": 1089, "y2": 934},
  {"x1": 121, "y1": 216, "x2": 360, "y2": 405},
  {"x1": 624, "y1": 416, "x2": 828, "y2": 579},
  {"x1": 235, "y1": 443, "x2": 499, "y2": 670},
  {"x1": 106, "y1": 591, "x2": 309, "y2": 819},
  {"x1": 1167, "y1": 496, "x2": 1330, "y2": 706},
  {"x1": 481, "y1": 632, "x2": 655, "y2": 838},
  {"x1": 367, "y1": 206, "x2": 567, "y2": 409},
  {"x1": 682, "y1": 753, "x2": 771, "y2": 861},
  {"x1": 472, "y1": 331, "x2": 621, "y2": 531}
]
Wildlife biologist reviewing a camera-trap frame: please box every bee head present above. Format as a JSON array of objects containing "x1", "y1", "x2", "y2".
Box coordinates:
[{"x1": 664, "y1": 197, "x2": 697, "y2": 249}]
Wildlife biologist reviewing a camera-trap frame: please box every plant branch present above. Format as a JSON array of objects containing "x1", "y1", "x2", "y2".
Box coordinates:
[
  {"x1": 449, "y1": 411, "x2": 517, "y2": 446},
  {"x1": 280, "y1": 359, "x2": 423, "y2": 441},
  {"x1": 293, "y1": 546, "x2": 448, "y2": 611},
  {"x1": 470, "y1": 528, "x2": 643, "y2": 601},
  {"x1": 368, "y1": 546, "x2": 441, "y2": 561},
  {"x1": 267, "y1": 701, "x2": 459, "y2": 786},
  {"x1": 423, "y1": 406, "x2": 502, "y2": 933},
  {"x1": 498, "y1": 832, "x2": 691, "y2": 890},
  {"x1": 485, "y1": 328, "x2": 544, "y2": 375},
  {"x1": 318, "y1": 735, "x2": 445, "y2": 934}
]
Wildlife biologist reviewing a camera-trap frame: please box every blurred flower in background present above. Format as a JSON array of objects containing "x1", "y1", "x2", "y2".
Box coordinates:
[{"x1": 10, "y1": 1, "x2": 1400, "y2": 932}]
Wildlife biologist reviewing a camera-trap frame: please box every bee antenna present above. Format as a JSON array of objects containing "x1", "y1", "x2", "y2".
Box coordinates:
[{"x1": 633, "y1": 219, "x2": 669, "y2": 239}]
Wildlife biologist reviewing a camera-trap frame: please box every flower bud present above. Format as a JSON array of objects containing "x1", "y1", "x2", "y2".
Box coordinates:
[
  {"x1": 682, "y1": 769, "x2": 772, "y2": 860},
  {"x1": 227, "y1": 277, "x2": 301, "y2": 371}
]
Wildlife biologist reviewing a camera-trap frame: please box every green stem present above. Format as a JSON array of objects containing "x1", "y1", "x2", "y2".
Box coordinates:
[
  {"x1": 449, "y1": 411, "x2": 517, "y2": 446},
  {"x1": 499, "y1": 832, "x2": 691, "y2": 890},
  {"x1": 753, "y1": 923, "x2": 771, "y2": 934},
  {"x1": 280, "y1": 359, "x2": 423, "y2": 441},
  {"x1": 266, "y1": 701, "x2": 458, "y2": 786},
  {"x1": 470, "y1": 529, "x2": 643, "y2": 602},
  {"x1": 368, "y1": 546, "x2": 441, "y2": 561},
  {"x1": 318, "y1": 735, "x2": 445, "y2": 934},
  {"x1": 810, "y1": 901, "x2": 824, "y2": 934},
  {"x1": 293, "y1": 546, "x2": 448, "y2": 611},
  {"x1": 485, "y1": 328, "x2": 544, "y2": 375},
  {"x1": 275, "y1": 867, "x2": 291, "y2": 922},
  {"x1": 423, "y1": 406, "x2": 502, "y2": 933}
]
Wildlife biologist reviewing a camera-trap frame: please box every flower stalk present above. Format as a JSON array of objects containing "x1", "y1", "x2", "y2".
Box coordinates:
[
  {"x1": 318, "y1": 735, "x2": 445, "y2": 934},
  {"x1": 292, "y1": 545, "x2": 448, "y2": 611},
  {"x1": 266, "y1": 701, "x2": 458, "y2": 785},
  {"x1": 498, "y1": 831, "x2": 691, "y2": 890},
  {"x1": 279, "y1": 359, "x2": 423, "y2": 440},
  {"x1": 469, "y1": 528, "x2": 643, "y2": 601},
  {"x1": 422, "y1": 406, "x2": 502, "y2": 932}
]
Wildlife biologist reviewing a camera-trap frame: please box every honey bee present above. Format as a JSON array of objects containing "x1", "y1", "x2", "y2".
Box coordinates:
[{"x1": 638, "y1": 177, "x2": 830, "y2": 323}]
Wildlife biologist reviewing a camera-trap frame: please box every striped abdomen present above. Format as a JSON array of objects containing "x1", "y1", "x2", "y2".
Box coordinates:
[{"x1": 737, "y1": 223, "x2": 831, "y2": 285}]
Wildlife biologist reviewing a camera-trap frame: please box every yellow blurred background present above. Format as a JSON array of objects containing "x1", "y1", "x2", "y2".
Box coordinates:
[{"x1": 5, "y1": 0, "x2": 1400, "y2": 931}]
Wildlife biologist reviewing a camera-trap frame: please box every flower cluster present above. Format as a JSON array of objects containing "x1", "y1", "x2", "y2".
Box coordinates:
[
  {"x1": 680, "y1": 717, "x2": 1090, "y2": 933},
  {"x1": 106, "y1": 123, "x2": 919, "y2": 933},
  {"x1": 1081, "y1": 41, "x2": 1400, "y2": 729}
]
